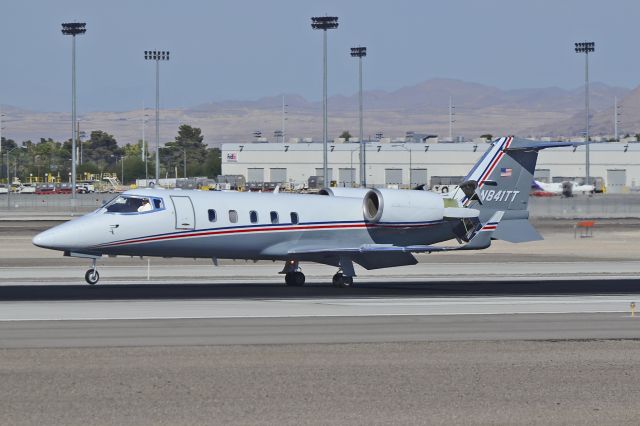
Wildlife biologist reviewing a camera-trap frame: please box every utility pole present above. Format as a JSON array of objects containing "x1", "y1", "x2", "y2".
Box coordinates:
[
  {"x1": 0, "y1": 109, "x2": 4, "y2": 157},
  {"x1": 449, "y1": 96, "x2": 455, "y2": 141},
  {"x1": 281, "y1": 95, "x2": 287, "y2": 143},
  {"x1": 614, "y1": 96, "x2": 621, "y2": 141},
  {"x1": 77, "y1": 121, "x2": 82, "y2": 165}
]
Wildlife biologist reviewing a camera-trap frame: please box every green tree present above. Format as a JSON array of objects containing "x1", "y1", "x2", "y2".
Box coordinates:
[
  {"x1": 85, "y1": 130, "x2": 121, "y2": 170},
  {"x1": 163, "y1": 125, "x2": 208, "y2": 177},
  {"x1": 480, "y1": 134, "x2": 493, "y2": 140},
  {"x1": 204, "y1": 147, "x2": 222, "y2": 177},
  {"x1": 339, "y1": 130, "x2": 352, "y2": 141}
]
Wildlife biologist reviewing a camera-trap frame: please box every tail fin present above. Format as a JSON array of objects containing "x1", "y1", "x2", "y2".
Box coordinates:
[{"x1": 453, "y1": 137, "x2": 577, "y2": 243}]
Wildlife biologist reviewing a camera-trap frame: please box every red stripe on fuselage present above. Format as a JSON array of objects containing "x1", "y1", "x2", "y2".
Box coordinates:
[{"x1": 100, "y1": 221, "x2": 441, "y2": 248}]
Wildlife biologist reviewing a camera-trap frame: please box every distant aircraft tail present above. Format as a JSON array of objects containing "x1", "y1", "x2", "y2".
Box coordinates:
[{"x1": 452, "y1": 137, "x2": 577, "y2": 243}]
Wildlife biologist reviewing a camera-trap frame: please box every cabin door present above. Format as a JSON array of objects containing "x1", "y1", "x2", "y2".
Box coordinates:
[{"x1": 171, "y1": 196, "x2": 196, "y2": 230}]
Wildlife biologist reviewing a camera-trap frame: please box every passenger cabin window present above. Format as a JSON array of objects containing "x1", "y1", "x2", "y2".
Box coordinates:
[
  {"x1": 104, "y1": 195, "x2": 163, "y2": 214},
  {"x1": 208, "y1": 209, "x2": 217, "y2": 222},
  {"x1": 290, "y1": 212, "x2": 299, "y2": 224},
  {"x1": 250, "y1": 211, "x2": 258, "y2": 224},
  {"x1": 270, "y1": 211, "x2": 279, "y2": 224},
  {"x1": 229, "y1": 210, "x2": 238, "y2": 223}
]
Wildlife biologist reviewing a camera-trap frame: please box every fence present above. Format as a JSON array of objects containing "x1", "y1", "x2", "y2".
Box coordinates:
[
  {"x1": 0, "y1": 194, "x2": 113, "y2": 213},
  {"x1": 528, "y1": 194, "x2": 640, "y2": 218},
  {"x1": 1, "y1": 192, "x2": 639, "y2": 218}
]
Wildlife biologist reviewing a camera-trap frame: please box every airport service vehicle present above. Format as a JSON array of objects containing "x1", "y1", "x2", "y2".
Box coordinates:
[
  {"x1": 532, "y1": 180, "x2": 594, "y2": 197},
  {"x1": 17, "y1": 184, "x2": 36, "y2": 194},
  {"x1": 33, "y1": 137, "x2": 573, "y2": 286}
]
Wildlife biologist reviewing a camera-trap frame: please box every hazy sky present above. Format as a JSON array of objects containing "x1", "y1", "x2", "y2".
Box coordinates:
[{"x1": 2, "y1": 0, "x2": 639, "y2": 112}]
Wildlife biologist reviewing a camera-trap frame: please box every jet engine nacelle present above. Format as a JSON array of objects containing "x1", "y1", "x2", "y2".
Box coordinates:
[
  {"x1": 319, "y1": 187, "x2": 371, "y2": 198},
  {"x1": 362, "y1": 188, "x2": 444, "y2": 223}
]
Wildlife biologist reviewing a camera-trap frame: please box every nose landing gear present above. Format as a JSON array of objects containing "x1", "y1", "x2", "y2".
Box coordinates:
[{"x1": 85, "y1": 258, "x2": 100, "y2": 285}]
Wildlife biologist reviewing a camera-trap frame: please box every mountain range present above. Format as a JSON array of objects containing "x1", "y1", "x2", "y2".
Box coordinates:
[{"x1": 1, "y1": 78, "x2": 636, "y2": 146}]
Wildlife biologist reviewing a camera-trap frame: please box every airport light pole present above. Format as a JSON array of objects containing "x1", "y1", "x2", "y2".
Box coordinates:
[
  {"x1": 351, "y1": 46, "x2": 367, "y2": 187},
  {"x1": 144, "y1": 50, "x2": 170, "y2": 184},
  {"x1": 311, "y1": 16, "x2": 338, "y2": 186},
  {"x1": 575, "y1": 41, "x2": 594, "y2": 185},
  {"x1": 61, "y1": 22, "x2": 86, "y2": 200},
  {"x1": 141, "y1": 107, "x2": 150, "y2": 182}
]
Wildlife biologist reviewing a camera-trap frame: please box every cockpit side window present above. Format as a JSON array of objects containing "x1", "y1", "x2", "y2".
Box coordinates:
[{"x1": 104, "y1": 195, "x2": 164, "y2": 214}]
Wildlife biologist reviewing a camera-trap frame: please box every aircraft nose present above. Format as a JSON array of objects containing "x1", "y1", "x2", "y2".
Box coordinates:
[{"x1": 32, "y1": 228, "x2": 59, "y2": 249}]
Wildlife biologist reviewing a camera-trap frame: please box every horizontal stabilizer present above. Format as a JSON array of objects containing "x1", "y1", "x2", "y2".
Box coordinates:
[{"x1": 493, "y1": 219, "x2": 543, "y2": 243}]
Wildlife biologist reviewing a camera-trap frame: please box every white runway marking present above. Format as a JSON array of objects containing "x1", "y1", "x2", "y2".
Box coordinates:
[
  {"x1": 2, "y1": 261, "x2": 640, "y2": 284},
  {"x1": 0, "y1": 295, "x2": 637, "y2": 321}
]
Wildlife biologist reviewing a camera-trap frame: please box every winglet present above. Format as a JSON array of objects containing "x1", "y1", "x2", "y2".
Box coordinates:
[{"x1": 464, "y1": 211, "x2": 504, "y2": 249}]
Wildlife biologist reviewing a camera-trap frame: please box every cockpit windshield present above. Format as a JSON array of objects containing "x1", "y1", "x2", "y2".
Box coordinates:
[{"x1": 103, "y1": 195, "x2": 164, "y2": 214}]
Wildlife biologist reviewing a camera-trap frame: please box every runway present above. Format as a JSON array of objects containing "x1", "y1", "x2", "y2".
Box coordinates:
[
  {"x1": 0, "y1": 278, "x2": 639, "y2": 347},
  {"x1": 2, "y1": 276, "x2": 640, "y2": 424},
  {"x1": 0, "y1": 313, "x2": 638, "y2": 349}
]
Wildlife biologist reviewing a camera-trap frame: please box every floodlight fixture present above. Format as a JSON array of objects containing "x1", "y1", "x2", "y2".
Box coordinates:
[
  {"x1": 311, "y1": 16, "x2": 339, "y2": 30},
  {"x1": 574, "y1": 42, "x2": 595, "y2": 53},
  {"x1": 144, "y1": 50, "x2": 170, "y2": 61},
  {"x1": 350, "y1": 46, "x2": 367, "y2": 57},
  {"x1": 61, "y1": 22, "x2": 86, "y2": 35}
]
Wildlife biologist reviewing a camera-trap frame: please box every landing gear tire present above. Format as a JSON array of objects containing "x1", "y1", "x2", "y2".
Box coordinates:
[
  {"x1": 85, "y1": 269, "x2": 99, "y2": 285},
  {"x1": 285, "y1": 271, "x2": 305, "y2": 287},
  {"x1": 332, "y1": 273, "x2": 353, "y2": 288}
]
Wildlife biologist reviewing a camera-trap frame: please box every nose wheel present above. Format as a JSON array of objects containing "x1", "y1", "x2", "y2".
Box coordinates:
[
  {"x1": 85, "y1": 269, "x2": 100, "y2": 285},
  {"x1": 85, "y1": 258, "x2": 100, "y2": 285}
]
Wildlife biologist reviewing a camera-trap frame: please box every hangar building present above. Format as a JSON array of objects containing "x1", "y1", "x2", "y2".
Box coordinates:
[{"x1": 221, "y1": 140, "x2": 640, "y2": 193}]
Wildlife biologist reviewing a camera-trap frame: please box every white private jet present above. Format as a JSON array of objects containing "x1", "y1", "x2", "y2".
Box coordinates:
[
  {"x1": 532, "y1": 180, "x2": 595, "y2": 196},
  {"x1": 33, "y1": 137, "x2": 574, "y2": 287}
]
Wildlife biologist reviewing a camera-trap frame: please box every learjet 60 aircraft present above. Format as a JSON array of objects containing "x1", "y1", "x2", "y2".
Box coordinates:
[{"x1": 33, "y1": 137, "x2": 573, "y2": 287}]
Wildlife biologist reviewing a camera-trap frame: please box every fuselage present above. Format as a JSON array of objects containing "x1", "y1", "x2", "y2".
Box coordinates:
[{"x1": 33, "y1": 188, "x2": 457, "y2": 261}]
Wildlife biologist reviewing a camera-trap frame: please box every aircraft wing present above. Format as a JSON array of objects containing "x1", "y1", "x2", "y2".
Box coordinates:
[{"x1": 289, "y1": 211, "x2": 504, "y2": 256}]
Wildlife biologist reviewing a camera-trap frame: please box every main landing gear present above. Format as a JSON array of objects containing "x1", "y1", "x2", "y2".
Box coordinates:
[
  {"x1": 332, "y1": 272, "x2": 353, "y2": 288},
  {"x1": 85, "y1": 258, "x2": 100, "y2": 285},
  {"x1": 281, "y1": 257, "x2": 357, "y2": 288},
  {"x1": 332, "y1": 256, "x2": 356, "y2": 288}
]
